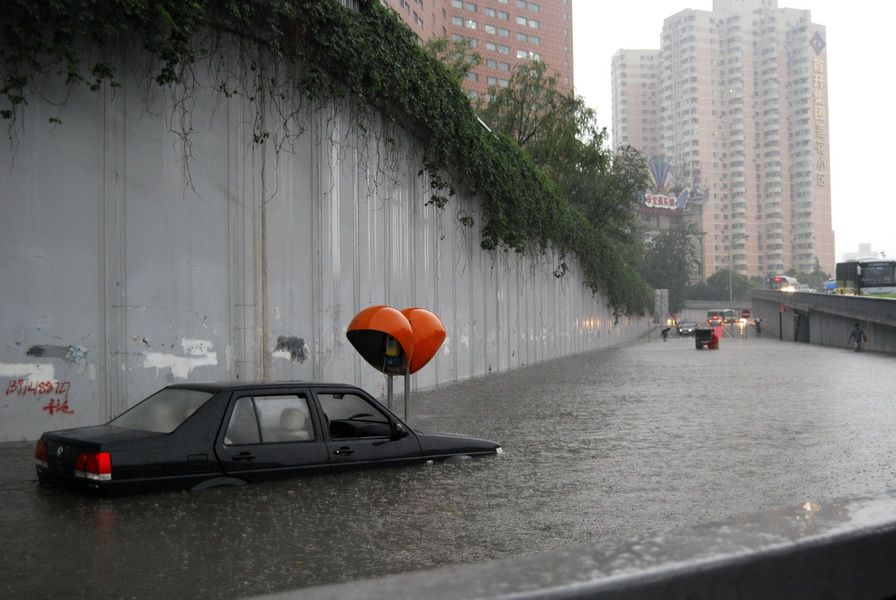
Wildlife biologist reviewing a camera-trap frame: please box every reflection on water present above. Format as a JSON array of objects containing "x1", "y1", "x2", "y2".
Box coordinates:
[{"x1": 1, "y1": 338, "x2": 894, "y2": 599}]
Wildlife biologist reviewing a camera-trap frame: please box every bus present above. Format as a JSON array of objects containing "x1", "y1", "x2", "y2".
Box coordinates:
[
  {"x1": 766, "y1": 275, "x2": 799, "y2": 292},
  {"x1": 835, "y1": 259, "x2": 896, "y2": 296}
]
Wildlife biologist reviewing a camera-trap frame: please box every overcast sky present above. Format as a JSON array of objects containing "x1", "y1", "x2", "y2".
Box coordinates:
[{"x1": 572, "y1": 0, "x2": 893, "y2": 263}]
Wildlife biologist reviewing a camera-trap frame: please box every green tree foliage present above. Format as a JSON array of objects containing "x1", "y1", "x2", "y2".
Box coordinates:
[
  {"x1": 706, "y1": 268, "x2": 752, "y2": 301},
  {"x1": 422, "y1": 38, "x2": 481, "y2": 84},
  {"x1": 477, "y1": 60, "x2": 652, "y2": 315},
  {"x1": 477, "y1": 61, "x2": 607, "y2": 184},
  {"x1": 640, "y1": 224, "x2": 701, "y2": 311}
]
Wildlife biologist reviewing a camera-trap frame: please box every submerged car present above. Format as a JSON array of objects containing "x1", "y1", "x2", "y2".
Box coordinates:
[
  {"x1": 676, "y1": 321, "x2": 698, "y2": 336},
  {"x1": 35, "y1": 382, "x2": 502, "y2": 495}
]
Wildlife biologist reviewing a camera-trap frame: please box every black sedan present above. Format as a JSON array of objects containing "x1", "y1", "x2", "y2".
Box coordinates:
[
  {"x1": 35, "y1": 382, "x2": 502, "y2": 495},
  {"x1": 676, "y1": 321, "x2": 698, "y2": 336}
]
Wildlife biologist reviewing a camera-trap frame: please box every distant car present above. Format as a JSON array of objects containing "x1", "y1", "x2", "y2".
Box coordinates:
[
  {"x1": 676, "y1": 321, "x2": 698, "y2": 336},
  {"x1": 707, "y1": 315, "x2": 723, "y2": 327},
  {"x1": 35, "y1": 382, "x2": 502, "y2": 495}
]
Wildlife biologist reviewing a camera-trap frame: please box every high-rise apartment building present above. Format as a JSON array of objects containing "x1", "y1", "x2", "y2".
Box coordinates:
[
  {"x1": 381, "y1": 0, "x2": 574, "y2": 98},
  {"x1": 613, "y1": 0, "x2": 834, "y2": 279}
]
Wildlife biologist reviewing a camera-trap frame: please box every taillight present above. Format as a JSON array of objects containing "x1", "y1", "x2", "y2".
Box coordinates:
[
  {"x1": 35, "y1": 440, "x2": 48, "y2": 468},
  {"x1": 75, "y1": 451, "x2": 112, "y2": 481}
]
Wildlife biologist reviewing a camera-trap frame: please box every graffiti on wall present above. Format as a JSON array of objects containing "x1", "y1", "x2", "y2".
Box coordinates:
[
  {"x1": 273, "y1": 336, "x2": 309, "y2": 363},
  {"x1": 26, "y1": 344, "x2": 88, "y2": 364},
  {"x1": 5, "y1": 378, "x2": 74, "y2": 415}
]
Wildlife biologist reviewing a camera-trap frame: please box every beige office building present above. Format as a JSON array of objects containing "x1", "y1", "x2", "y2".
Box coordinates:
[{"x1": 612, "y1": 0, "x2": 835, "y2": 279}]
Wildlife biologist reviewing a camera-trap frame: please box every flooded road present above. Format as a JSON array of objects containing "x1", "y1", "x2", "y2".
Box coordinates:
[{"x1": 2, "y1": 336, "x2": 894, "y2": 599}]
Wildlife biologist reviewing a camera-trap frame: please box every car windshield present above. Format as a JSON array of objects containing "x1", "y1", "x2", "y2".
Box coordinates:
[{"x1": 109, "y1": 388, "x2": 213, "y2": 433}]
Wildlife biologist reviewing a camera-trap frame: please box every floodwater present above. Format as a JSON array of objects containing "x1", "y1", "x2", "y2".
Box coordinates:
[{"x1": 1, "y1": 335, "x2": 894, "y2": 599}]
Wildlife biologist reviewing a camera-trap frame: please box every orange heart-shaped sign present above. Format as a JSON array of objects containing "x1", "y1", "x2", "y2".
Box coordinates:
[
  {"x1": 346, "y1": 306, "x2": 415, "y2": 374},
  {"x1": 402, "y1": 307, "x2": 446, "y2": 374}
]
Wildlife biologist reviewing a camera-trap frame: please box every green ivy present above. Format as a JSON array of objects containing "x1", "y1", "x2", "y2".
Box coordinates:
[{"x1": 0, "y1": 0, "x2": 651, "y2": 316}]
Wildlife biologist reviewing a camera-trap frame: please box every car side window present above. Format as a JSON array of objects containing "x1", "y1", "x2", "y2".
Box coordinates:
[
  {"x1": 224, "y1": 394, "x2": 314, "y2": 445},
  {"x1": 224, "y1": 397, "x2": 261, "y2": 445},
  {"x1": 255, "y1": 395, "x2": 314, "y2": 443},
  {"x1": 318, "y1": 393, "x2": 391, "y2": 439}
]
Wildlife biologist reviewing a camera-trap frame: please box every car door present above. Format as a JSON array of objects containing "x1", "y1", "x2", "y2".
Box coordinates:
[
  {"x1": 312, "y1": 388, "x2": 422, "y2": 470},
  {"x1": 215, "y1": 388, "x2": 330, "y2": 482}
]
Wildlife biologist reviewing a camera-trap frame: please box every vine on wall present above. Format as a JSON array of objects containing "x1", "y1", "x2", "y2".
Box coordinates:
[{"x1": 0, "y1": 0, "x2": 651, "y2": 316}]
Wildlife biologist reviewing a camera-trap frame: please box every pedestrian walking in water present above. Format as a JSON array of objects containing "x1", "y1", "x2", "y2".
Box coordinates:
[
  {"x1": 848, "y1": 323, "x2": 866, "y2": 352},
  {"x1": 754, "y1": 318, "x2": 762, "y2": 336}
]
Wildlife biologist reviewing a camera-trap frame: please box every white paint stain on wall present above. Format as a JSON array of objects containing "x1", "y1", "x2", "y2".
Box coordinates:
[
  {"x1": 143, "y1": 338, "x2": 218, "y2": 379},
  {"x1": 0, "y1": 363, "x2": 56, "y2": 381}
]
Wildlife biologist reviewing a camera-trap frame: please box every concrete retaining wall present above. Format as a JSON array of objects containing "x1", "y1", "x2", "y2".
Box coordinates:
[
  {"x1": 752, "y1": 291, "x2": 896, "y2": 353},
  {"x1": 0, "y1": 49, "x2": 648, "y2": 442}
]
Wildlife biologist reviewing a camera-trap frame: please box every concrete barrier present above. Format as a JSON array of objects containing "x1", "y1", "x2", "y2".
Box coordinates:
[
  {"x1": 751, "y1": 291, "x2": 896, "y2": 354},
  {"x1": 252, "y1": 491, "x2": 896, "y2": 599}
]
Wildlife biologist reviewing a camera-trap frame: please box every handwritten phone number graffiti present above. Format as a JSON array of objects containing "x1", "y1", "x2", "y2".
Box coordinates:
[
  {"x1": 5, "y1": 380, "x2": 75, "y2": 415},
  {"x1": 6, "y1": 379, "x2": 71, "y2": 398}
]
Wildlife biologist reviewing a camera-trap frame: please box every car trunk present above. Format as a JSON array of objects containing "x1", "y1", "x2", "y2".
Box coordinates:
[{"x1": 40, "y1": 426, "x2": 160, "y2": 479}]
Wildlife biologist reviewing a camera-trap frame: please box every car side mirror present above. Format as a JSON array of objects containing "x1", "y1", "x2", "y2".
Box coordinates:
[{"x1": 391, "y1": 422, "x2": 409, "y2": 440}]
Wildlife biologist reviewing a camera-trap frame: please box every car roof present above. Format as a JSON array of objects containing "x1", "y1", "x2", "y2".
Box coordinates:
[{"x1": 165, "y1": 381, "x2": 360, "y2": 393}]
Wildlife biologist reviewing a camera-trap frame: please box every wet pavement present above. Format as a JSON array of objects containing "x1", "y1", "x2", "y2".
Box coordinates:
[{"x1": 2, "y1": 334, "x2": 894, "y2": 599}]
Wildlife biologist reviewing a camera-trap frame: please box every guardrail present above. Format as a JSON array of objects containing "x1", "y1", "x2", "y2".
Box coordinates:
[{"x1": 253, "y1": 491, "x2": 896, "y2": 599}]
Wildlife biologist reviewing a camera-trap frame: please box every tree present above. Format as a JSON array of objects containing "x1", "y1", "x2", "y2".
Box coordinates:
[
  {"x1": 640, "y1": 223, "x2": 701, "y2": 311},
  {"x1": 477, "y1": 60, "x2": 609, "y2": 186},
  {"x1": 479, "y1": 62, "x2": 648, "y2": 253},
  {"x1": 477, "y1": 59, "x2": 652, "y2": 315},
  {"x1": 706, "y1": 268, "x2": 751, "y2": 302},
  {"x1": 422, "y1": 37, "x2": 481, "y2": 83}
]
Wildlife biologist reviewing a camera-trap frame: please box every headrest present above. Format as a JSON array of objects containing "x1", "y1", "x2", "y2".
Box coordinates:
[{"x1": 280, "y1": 407, "x2": 306, "y2": 430}]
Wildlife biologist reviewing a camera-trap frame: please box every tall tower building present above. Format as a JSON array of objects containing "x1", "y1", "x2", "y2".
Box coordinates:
[
  {"x1": 382, "y1": 0, "x2": 574, "y2": 98},
  {"x1": 613, "y1": 0, "x2": 834, "y2": 278}
]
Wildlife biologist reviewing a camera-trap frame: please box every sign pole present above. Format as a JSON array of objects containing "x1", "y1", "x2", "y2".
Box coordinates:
[
  {"x1": 386, "y1": 375, "x2": 393, "y2": 411},
  {"x1": 404, "y1": 371, "x2": 410, "y2": 423}
]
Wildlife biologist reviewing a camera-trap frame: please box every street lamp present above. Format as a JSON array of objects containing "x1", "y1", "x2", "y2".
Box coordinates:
[{"x1": 728, "y1": 233, "x2": 749, "y2": 322}]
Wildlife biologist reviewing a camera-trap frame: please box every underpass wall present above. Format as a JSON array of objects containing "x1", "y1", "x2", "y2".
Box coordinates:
[
  {"x1": 751, "y1": 291, "x2": 896, "y2": 354},
  {"x1": 0, "y1": 49, "x2": 649, "y2": 442}
]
